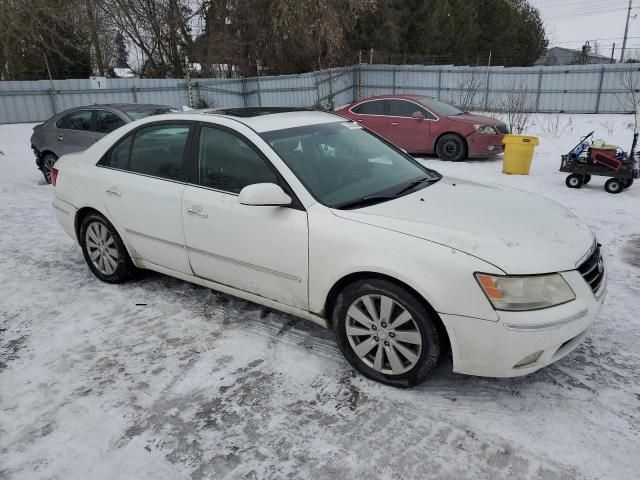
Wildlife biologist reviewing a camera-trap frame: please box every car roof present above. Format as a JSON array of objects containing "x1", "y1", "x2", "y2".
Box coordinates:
[
  {"x1": 99, "y1": 103, "x2": 174, "y2": 110},
  {"x1": 171, "y1": 108, "x2": 346, "y2": 133},
  {"x1": 354, "y1": 94, "x2": 431, "y2": 102}
]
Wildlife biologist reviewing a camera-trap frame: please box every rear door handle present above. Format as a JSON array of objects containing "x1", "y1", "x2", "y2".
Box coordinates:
[
  {"x1": 391, "y1": 122, "x2": 399, "y2": 126},
  {"x1": 356, "y1": 119, "x2": 365, "y2": 123},
  {"x1": 187, "y1": 207, "x2": 208, "y2": 218},
  {"x1": 57, "y1": 135, "x2": 64, "y2": 141},
  {"x1": 105, "y1": 188, "x2": 121, "y2": 197}
]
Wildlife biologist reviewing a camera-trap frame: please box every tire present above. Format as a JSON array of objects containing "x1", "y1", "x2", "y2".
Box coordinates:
[
  {"x1": 79, "y1": 212, "x2": 135, "y2": 283},
  {"x1": 566, "y1": 174, "x2": 584, "y2": 189},
  {"x1": 623, "y1": 178, "x2": 634, "y2": 189},
  {"x1": 583, "y1": 174, "x2": 591, "y2": 185},
  {"x1": 604, "y1": 178, "x2": 624, "y2": 194},
  {"x1": 332, "y1": 279, "x2": 441, "y2": 388},
  {"x1": 41, "y1": 153, "x2": 58, "y2": 184},
  {"x1": 436, "y1": 134, "x2": 467, "y2": 161}
]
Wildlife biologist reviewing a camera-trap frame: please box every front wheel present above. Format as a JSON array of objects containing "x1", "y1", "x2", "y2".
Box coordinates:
[
  {"x1": 566, "y1": 174, "x2": 584, "y2": 189},
  {"x1": 41, "y1": 153, "x2": 58, "y2": 184},
  {"x1": 333, "y1": 279, "x2": 441, "y2": 388},
  {"x1": 436, "y1": 134, "x2": 467, "y2": 161}
]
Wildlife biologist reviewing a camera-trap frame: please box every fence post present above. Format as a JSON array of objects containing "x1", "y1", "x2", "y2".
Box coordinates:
[
  {"x1": 316, "y1": 71, "x2": 321, "y2": 106},
  {"x1": 595, "y1": 66, "x2": 605, "y2": 114},
  {"x1": 392, "y1": 66, "x2": 397, "y2": 94},
  {"x1": 194, "y1": 81, "x2": 201, "y2": 107},
  {"x1": 437, "y1": 68, "x2": 442, "y2": 99},
  {"x1": 256, "y1": 76, "x2": 262, "y2": 107},
  {"x1": 242, "y1": 77, "x2": 247, "y2": 107},
  {"x1": 483, "y1": 69, "x2": 491, "y2": 111},
  {"x1": 132, "y1": 86, "x2": 138, "y2": 103},
  {"x1": 535, "y1": 69, "x2": 543, "y2": 112},
  {"x1": 47, "y1": 88, "x2": 58, "y2": 116}
]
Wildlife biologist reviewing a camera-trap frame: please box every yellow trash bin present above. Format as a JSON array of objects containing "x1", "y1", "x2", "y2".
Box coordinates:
[{"x1": 502, "y1": 135, "x2": 539, "y2": 175}]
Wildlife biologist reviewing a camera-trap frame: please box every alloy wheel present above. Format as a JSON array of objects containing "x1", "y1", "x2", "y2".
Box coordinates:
[
  {"x1": 43, "y1": 156, "x2": 55, "y2": 183},
  {"x1": 345, "y1": 294, "x2": 423, "y2": 375},
  {"x1": 85, "y1": 222, "x2": 118, "y2": 275}
]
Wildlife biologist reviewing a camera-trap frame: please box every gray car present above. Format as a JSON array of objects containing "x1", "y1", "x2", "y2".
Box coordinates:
[{"x1": 31, "y1": 103, "x2": 175, "y2": 183}]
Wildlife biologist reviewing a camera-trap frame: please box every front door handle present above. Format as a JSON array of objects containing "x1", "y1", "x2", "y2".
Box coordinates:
[
  {"x1": 391, "y1": 122, "x2": 399, "y2": 126},
  {"x1": 187, "y1": 207, "x2": 208, "y2": 218},
  {"x1": 57, "y1": 135, "x2": 64, "y2": 141},
  {"x1": 356, "y1": 119, "x2": 365, "y2": 123},
  {"x1": 105, "y1": 188, "x2": 121, "y2": 197}
]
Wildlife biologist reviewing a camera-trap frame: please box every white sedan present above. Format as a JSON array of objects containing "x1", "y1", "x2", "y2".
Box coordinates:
[{"x1": 51, "y1": 108, "x2": 606, "y2": 387}]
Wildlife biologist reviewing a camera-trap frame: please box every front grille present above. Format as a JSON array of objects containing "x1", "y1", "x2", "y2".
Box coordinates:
[
  {"x1": 578, "y1": 244, "x2": 604, "y2": 294},
  {"x1": 495, "y1": 122, "x2": 510, "y2": 134}
]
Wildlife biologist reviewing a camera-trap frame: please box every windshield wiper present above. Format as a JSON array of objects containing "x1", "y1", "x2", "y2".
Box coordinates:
[
  {"x1": 393, "y1": 176, "x2": 437, "y2": 196},
  {"x1": 335, "y1": 195, "x2": 398, "y2": 210}
]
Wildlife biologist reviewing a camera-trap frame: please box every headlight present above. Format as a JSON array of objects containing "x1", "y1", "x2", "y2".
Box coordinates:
[
  {"x1": 475, "y1": 273, "x2": 575, "y2": 311},
  {"x1": 474, "y1": 124, "x2": 497, "y2": 135}
]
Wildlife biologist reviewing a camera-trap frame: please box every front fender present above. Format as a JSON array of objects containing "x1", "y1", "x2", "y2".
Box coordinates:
[{"x1": 307, "y1": 205, "x2": 500, "y2": 321}]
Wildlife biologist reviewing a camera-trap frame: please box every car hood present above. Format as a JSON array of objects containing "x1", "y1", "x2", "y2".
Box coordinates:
[
  {"x1": 447, "y1": 113, "x2": 500, "y2": 126},
  {"x1": 331, "y1": 177, "x2": 594, "y2": 274}
]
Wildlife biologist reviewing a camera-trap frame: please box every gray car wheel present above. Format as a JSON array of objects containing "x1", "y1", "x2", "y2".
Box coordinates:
[{"x1": 41, "y1": 153, "x2": 58, "y2": 184}]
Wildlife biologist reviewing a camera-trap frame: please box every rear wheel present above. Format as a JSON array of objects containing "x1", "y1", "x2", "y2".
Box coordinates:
[
  {"x1": 79, "y1": 212, "x2": 135, "y2": 283},
  {"x1": 623, "y1": 178, "x2": 634, "y2": 188},
  {"x1": 566, "y1": 174, "x2": 583, "y2": 189},
  {"x1": 333, "y1": 279, "x2": 441, "y2": 388},
  {"x1": 604, "y1": 178, "x2": 624, "y2": 194},
  {"x1": 436, "y1": 134, "x2": 467, "y2": 161},
  {"x1": 41, "y1": 153, "x2": 58, "y2": 184},
  {"x1": 583, "y1": 174, "x2": 591, "y2": 184}
]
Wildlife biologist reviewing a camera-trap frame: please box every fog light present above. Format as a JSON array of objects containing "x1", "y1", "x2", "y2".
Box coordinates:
[{"x1": 513, "y1": 350, "x2": 543, "y2": 369}]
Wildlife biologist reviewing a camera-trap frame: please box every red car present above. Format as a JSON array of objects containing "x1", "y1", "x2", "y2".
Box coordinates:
[{"x1": 337, "y1": 95, "x2": 509, "y2": 161}]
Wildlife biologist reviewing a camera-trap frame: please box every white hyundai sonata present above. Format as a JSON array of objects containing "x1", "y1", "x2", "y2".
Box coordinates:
[{"x1": 51, "y1": 108, "x2": 606, "y2": 387}]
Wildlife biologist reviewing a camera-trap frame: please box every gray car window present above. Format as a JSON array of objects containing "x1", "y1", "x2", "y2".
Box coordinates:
[
  {"x1": 57, "y1": 110, "x2": 93, "y2": 131},
  {"x1": 96, "y1": 111, "x2": 126, "y2": 134}
]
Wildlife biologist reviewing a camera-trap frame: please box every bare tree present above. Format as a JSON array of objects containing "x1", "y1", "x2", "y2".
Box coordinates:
[
  {"x1": 454, "y1": 69, "x2": 485, "y2": 111},
  {"x1": 617, "y1": 69, "x2": 640, "y2": 130},
  {"x1": 501, "y1": 80, "x2": 534, "y2": 134}
]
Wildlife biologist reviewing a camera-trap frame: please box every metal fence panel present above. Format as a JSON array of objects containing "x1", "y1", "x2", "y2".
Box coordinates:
[{"x1": 2, "y1": 63, "x2": 640, "y2": 124}]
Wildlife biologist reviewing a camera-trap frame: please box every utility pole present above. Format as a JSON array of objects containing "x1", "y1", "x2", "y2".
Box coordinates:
[
  {"x1": 621, "y1": 0, "x2": 633, "y2": 63},
  {"x1": 611, "y1": 43, "x2": 616, "y2": 63}
]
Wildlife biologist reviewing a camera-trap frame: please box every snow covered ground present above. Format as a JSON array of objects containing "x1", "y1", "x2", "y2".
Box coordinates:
[{"x1": 1, "y1": 114, "x2": 639, "y2": 480}]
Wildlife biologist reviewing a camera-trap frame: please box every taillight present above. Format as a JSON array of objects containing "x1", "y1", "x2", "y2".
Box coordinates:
[{"x1": 51, "y1": 167, "x2": 59, "y2": 186}]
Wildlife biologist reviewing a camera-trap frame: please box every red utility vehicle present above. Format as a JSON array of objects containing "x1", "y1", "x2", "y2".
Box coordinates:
[{"x1": 337, "y1": 95, "x2": 509, "y2": 161}]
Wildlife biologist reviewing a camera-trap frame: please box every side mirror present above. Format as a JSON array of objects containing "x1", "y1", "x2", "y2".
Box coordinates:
[
  {"x1": 239, "y1": 183, "x2": 292, "y2": 206},
  {"x1": 411, "y1": 111, "x2": 425, "y2": 120}
]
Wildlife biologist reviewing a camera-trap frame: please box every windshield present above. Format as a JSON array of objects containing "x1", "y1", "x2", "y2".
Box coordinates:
[
  {"x1": 261, "y1": 121, "x2": 441, "y2": 209},
  {"x1": 418, "y1": 97, "x2": 464, "y2": 116},
  {"x1": 123, "y1": 108, "x2": 173, "y2": 120}
]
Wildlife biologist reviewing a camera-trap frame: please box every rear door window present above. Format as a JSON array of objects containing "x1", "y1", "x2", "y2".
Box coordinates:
[
  {"x1": 57, "y1": 110, "x2": 94, "y2": 131},
  {"x1": 99, "y1": 123, "x2": 190, "y2": 181},
  {"x1": 351, "y1": 100, "x2": 387, "y2": 116}
]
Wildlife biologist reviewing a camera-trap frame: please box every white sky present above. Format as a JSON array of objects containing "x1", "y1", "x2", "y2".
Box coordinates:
[{"x1": 529, "y1": 0, "x2": 640, "y2": 60}]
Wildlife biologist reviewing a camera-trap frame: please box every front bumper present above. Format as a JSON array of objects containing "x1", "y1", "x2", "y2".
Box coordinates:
[
  {"x1": 467, "y1": 132, "x2": 505, "y2": 157},
  {"x1": 441, "y1": 269, "x2": 605, "y2": 377}
]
